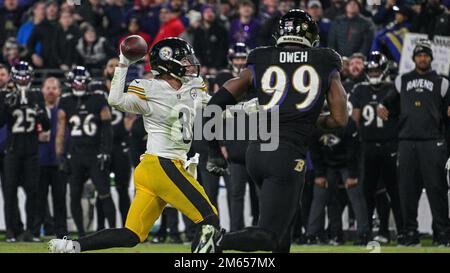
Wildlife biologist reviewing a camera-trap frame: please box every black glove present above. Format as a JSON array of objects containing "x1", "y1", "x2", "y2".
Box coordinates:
[
  {"x1": 57, "y1": 155, "x2": 71, "y2": 175},
  {"x1": 206, "y1": 148, "x2": 229, "y2": 176},
  {"x1": 97, "y1": 153, "x2": 111, "y2": 172}
]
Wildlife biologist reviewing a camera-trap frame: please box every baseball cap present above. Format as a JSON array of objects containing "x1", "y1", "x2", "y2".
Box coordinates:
[{"x1": 308, "y1": 0, "x2": 322, "y2": 8}]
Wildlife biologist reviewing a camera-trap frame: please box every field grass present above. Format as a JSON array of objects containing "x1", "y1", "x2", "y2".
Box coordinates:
[{"x1": 1, "y1": 235, "x2": 450, "y2": 253}]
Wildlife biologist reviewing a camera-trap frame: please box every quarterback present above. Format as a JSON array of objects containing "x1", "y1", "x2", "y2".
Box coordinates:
[{"x1": 48, "y1": 37, "x2": 221, "y2": 253}]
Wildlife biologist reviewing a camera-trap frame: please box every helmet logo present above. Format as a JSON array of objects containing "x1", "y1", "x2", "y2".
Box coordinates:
[
  {"x1": 159, "y1": 46, "x2": 173, "y2": 61},
  {"x1": 190, "y1": 88, "x2": 198, "y2": 100},
  {"x1": 301, "y1": 23, "x2": 308, "y2": 31}
]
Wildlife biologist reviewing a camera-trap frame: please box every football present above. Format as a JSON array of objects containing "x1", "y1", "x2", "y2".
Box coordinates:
[{"x1": 120, "y1": 35, "x2": 148, "y2": 62}]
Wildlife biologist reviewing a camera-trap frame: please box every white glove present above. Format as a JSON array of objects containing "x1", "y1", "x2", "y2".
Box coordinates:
[
  {"x1": 222, "y1": 97, "x2": 260, "y2": 118},
  {"x1": 184, "y1": 153, "x2": 200, "y2": 179},
  {"x1": 119, "y1": 50, "x2": 145, "y2": 67},
  {"x1": 242, "y1": 97, "x2": 259, "y2": 114},
  {"x1": 445, "y1": 157, "x2": 450, "y2": 171}
]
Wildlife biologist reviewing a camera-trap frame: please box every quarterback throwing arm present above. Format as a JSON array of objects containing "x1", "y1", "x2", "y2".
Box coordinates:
[{"x1": 106, "y1": 40, "x2": 219, "y2": 244}]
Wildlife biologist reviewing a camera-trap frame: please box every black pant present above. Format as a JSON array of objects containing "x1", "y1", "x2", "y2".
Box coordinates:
[
  {"x1": 198, "y1": 156, "x2": 231, "y2": 219},
  {"x1": 3, "y1": 151, "x2": 39, "y2": 235},
  {"x1": 308, "y1": 168, "x2": 369, "y2": 236},
  {"x1": 247, "y1": 143, "x2": 305, "y2": 251},
  {"x1": 97, "y1": 144, "x2": 131, "y2": 228},
  {"x1": 155, "y1": 207, "x2": 179, "y2": 237},
  {"x1": 69, "y1": 153, "x2": 116, "y2": 236},
  {"x1": 229, "y1": 162, "x2": 259, "y2": 231},
  {"x1": 33, "y1": 166, "x2": 68, "y2": 238},
  {"x1": 362, "y1": 141, "x2": 403, "y2": 232},
  {"x1": 398, "y1": 140, "x2": 450, "y2": 235}
]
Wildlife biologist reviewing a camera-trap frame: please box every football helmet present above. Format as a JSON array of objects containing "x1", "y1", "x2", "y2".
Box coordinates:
[
  {"x1": 365, "y1": 51, "x2": 389, "y2": 85},
  {"x1": 228, "y1": 42, "x2": 250, "y2": 75},
  {"x1": 11, "y1": 61, "x2": 33, "y2": 89},
  {"x1": 149, "y1": 37, "x2": 200, "y2": 81},
  {"x1": 66, "y1": 66, "x2": 91, "y2": 96},
  {"x1": 274, "y1": 9, "x2": 320, "y2": 48}
]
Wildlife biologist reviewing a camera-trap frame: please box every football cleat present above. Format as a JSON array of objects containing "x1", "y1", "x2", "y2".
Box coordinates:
[
  {"x1": 48, "y1": 236, "x2": 79, "y2": 253},
  {"x1": 192, "y1": 225, "x2": 224, "y2": 253}
]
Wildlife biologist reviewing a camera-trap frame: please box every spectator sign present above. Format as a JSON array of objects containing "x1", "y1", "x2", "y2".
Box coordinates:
[{"x1": 399, "y1": 33, "x2": 450, "y2": 76}]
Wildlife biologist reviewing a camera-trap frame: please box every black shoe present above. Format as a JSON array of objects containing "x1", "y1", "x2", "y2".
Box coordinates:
[
  {"x1": 306, "y1": 235, "x2": 322, "y2": 245},
  {"x1": 401, "y1": 231, "x2": 421, "y2": 247},
  {"x1": 17, "y1": 231, "x2": 41, "y2": 242},
  {"x1": 354, "y1": 232, "x2": 371, "y2": 246},
  {"x1": 5, "y1": 234, "x2": 17, "y2": 243},
  {"x1": 294, "y1": 234, "x2": 308, "y2": 245},
  {"x1": 396, "y1": 231, "x2": 406, "y2": 245},
  {"x1": 168, "y1": 234, "x2": 183, "y2": 244},
  {"x1": 151, "y1": 235, "x2": 167, "y2": 244},
  {"x1": 374, "y1": 231, "x2": 391, "y2": 244},
  {"x1": 433, "y1": 232, "x2": 450, "y2": 247},
  {"x1": 328, "y1": 236, "x2": 344, "y2": 246},
  {"x1": 192, "y1": 225, "x2": 224, "y2": 253}
]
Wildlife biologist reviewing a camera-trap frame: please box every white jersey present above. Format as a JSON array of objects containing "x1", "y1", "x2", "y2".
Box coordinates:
[{"x1": 108, "y1": 66, "x2": 210, "y2": 162}]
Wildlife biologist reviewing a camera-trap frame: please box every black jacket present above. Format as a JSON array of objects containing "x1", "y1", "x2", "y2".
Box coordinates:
[
  {"x1": 310, "y1": 118, "x2": 360, "y2": 178},
  {"x1": 55, "y1": 24, "x2": 81, "y2": 68},
  {"x1": 27, "y1": 19, "x2": 59, "y2": 68},
  {"x1": 193, "y1": 20, "x2": 229, "y2": 69}
]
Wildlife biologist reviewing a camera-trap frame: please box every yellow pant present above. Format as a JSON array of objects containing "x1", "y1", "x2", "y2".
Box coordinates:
[{"x1": 125, "y1": 154, "x2": 218, "y2": 242}]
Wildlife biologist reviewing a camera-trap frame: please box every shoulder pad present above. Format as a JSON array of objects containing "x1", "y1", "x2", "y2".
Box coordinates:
[{"x1": 247, "y1": 46, "x2": 273, "y2": 64}]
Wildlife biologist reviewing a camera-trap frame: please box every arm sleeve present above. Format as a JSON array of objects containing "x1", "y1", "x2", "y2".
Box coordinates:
[
  {"x1": 108, "y1": 66, "x2": 152, "y2": 115},
  {"x1": 345, "y1": 119, "x2": 360, "y2": 178},
  {"x1": 309, "y1": 129, "x2": 326, "y2": 178},
  {"x1": 36, "y1": 92, "x2": 50, "y2": 131},
  {"x1": 100, "y1": 116, "x2": 113, "y2": 155}
]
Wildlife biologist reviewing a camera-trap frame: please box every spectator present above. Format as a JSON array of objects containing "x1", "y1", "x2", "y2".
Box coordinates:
[
  {"x1": 218, "y1": 0, "x2": 234, "y2": 29},
  {"x1": 193, "y1": 4, "x2": 229, "y2": 74},
  {"x1": 343, "y1": 53, "x2": 366, "y2": 94},
  {"x1": 258, "y1": 0, "x2": 294, "y2": 46},
  {"x1": 118, "y1": 17, "x2": 152, "y2": 50},
  {"x1": 180, "y1": 9, "x2": 202, "y2": 45},
  {"x1": 74, "y1": 0, "x2": 107, "y2": 35},
  {"x1": 378, "y1": 39, "x2": 450, "y2": 246},
  {"x1": 229, "y1": 0, "x2": 261, "y2": 49},
  {"x1": 169, "y1": 0, "x2": 189, "y2": 27},
  {"x1": 126, "y1": 0, "x2": 161, "y2": 39},
  {"x1": 55, "y1": 9, "x2": 81, "y2": 71},
  {"x1": 307, "y1": 0, "x2": 331, "y2": 47},
  {"x1": 372, "y1": 0, "x2": 403, "y2": 26},
  {"x1": 104, "y1": 0, "x2": 132, "y2": 46},
  {"x1": 151, "y1": 4, "x2": 186, "y2": 47},
  {"x1": 371, "y1": 5, "x2": 413, "y2": 63},
  {"x1": 75, "y1": 25, "x2": 115, "y2": 72},
  {"x1": 26, "y1": 0, "x2": 59, "y2": 68},
  {"x1": 328, "y1": 0, "x2": 375, "y2": 57},
  {"x1": 413, "y1": 0, "x2": 450, "y2": 37},
  {"x1": 308, "y1": 117, "x2": 370, "y2": 246},
  {"x1": 258, "y1": 0, "x2": 279, "y2": 24},
  {"x1": 0, "y1": 0, "x2": 25, "y2": 48},
  {"x1": 34, "y1": 77, "x2": 68, "y2": 240},
  {"x1": 16, "y1": 1, "x2": 45, "y2": 54},
  {"x1": 1, "y1": 37, "x2": 21, "y2": 68},
  {"x1": 341, "y1": 56, "x2": 350, "y2": 81},
  {"x1": 323, "y1": 0, "x2": 346, "y2": 20}
]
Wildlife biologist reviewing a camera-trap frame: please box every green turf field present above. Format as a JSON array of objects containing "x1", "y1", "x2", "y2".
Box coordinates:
[{"x1": 1, "y1": 235, "x2": 450, "y2": 253}]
